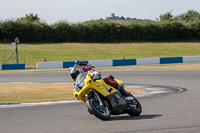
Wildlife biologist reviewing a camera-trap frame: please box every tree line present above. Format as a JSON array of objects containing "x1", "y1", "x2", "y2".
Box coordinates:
[{"x1": 0, "y1": 10, "x2": 200, "y2": 43}]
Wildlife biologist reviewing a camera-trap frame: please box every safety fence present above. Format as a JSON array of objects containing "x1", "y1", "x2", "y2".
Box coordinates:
[
  {"x1": 36, "y1": 56, "x2": 200, "y2": 69},
  {"x1": 0, "y1": 64, "x2": 25, "y2": 70},
  {"x1": 1, "y1": 56, "x2": 200, "y2": 70}
]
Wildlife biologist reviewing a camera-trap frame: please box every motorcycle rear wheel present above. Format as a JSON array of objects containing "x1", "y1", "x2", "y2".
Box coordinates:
[
  {"x1": 127, "y1": 96, "x2": 142, "y2": 116},
  {"x1": 86, "y1": 98, "x2": 111, "y2": 120}
]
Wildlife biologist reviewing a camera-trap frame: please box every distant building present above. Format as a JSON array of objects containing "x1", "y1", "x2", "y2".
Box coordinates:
[
  {"x1": 111, "y1": 13, "x2": 114, "y2": 18},
  {"x1": 105, "y1": 13, "x2": 156, "y2": 23},
  {"x1": 106, "y1": 13, "x2": 120, "y2": 20}
]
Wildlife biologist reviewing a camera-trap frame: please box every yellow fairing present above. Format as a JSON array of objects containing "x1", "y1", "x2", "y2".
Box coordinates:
[
  {"x1": 116, "y1": 79, "x2": 123, "y2": 86},
  {"x1": 73, "y1": 74, "x2": 118, "y2": 103}
]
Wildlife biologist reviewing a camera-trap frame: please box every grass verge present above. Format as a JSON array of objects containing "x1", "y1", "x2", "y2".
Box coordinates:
[
  {"x1": 0, "y1": 83, "x2": 149, "y2": 104},
  {"x1": 1, "y1": 42, "x2": 200, "y2": 66}
]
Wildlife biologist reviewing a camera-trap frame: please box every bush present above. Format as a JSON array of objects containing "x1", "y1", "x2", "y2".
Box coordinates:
[{"x1": 0, "y1": 19, "x2": 199, "y2": 42}]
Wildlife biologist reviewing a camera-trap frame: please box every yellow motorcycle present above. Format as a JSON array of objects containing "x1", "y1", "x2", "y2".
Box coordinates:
[{"x1": 69, "y1": 66, "x2": 142, "y2": 120}]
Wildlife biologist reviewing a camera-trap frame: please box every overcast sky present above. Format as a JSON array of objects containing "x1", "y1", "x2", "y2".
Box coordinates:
[{"x1": 0, "y1": 0, "x2": 200, "y2": 24}]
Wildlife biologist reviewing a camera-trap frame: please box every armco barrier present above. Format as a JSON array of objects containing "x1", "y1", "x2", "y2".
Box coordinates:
[
  {"x1": 88, "y1": 60, "x2": 112, "y2": 67},
  {"x1": 183, "y1": 56, "x2": 200, "y2": 63},
  {"x1": 113, "y1": 59, "x2": 136, "y2": 66},
  {"x1": 36, "y1": 56, "x2": 200, "y2": 69},
  {"x1": 37, "y1": 62, "x2": 63, "y2": 69},
  {"x1": 136, "y1": 58, "x2": 160, "y2": 65},
  {"x1": 63, "y1": 61, "x2": 88, "y2": 68},
  {"x1": 2, "y1": 56, "x2": 199, "y2": 70},
  {"x1": 0, "y1": 64, "x2": 25, "y2": 70},
  {"x1": 160, "y1": 57, "x2": 183, "y2": 64}
]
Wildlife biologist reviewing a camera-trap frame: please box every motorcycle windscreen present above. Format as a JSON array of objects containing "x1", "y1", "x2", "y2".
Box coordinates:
[{"x1": 74, "y1": 72, "x2": 88, "y2": 92}]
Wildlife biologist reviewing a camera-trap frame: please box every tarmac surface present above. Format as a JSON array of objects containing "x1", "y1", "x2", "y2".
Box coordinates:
[{"x1": 0, "y1": 70, "x2": 200, "y2": 133}]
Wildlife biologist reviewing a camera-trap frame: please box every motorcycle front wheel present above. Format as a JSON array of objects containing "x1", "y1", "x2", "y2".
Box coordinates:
[{"x1": 86, "y1": 98, "x2": 111, "y2": 120}]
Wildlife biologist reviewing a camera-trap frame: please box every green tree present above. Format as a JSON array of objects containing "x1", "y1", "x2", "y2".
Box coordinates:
[
  {"x1": 17, "y1": 13, "x2": 40, "y2": 22},
  {"x1": 51, "y1": 21, "x2": 74, "y2": 42},
  {"x1": 159, "y1": 11, "x2": 174, "y2": 22},
  {"x1": 176, "y1": 10, "x2": 200, "y2": 22}
]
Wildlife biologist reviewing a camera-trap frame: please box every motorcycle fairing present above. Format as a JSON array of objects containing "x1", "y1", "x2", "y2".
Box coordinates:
[
  {"x1": 73, "y1": 73, "x2": 118, "y2": 103},
  {"x1": 105, "y1": 91, "x2": 127, "y2": 112}
]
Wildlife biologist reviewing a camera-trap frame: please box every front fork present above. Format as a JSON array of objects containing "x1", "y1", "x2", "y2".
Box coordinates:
[{"x1": 85, "y1": 89, "x2": 104, "y2": 106}]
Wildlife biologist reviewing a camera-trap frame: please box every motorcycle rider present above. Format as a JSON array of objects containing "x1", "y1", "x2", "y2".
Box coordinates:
[
  {"x1": 91, "y1": 71, "x2": 130, "y2": 96},
  {"x1": 69, "y1": 60, "x2": 95, "y2": 81},
  {"x1": 75, "y1": 60, "x2": 95, "y2": 72},
  {"x1": 103, "y1": 74, "x2": 130, "y2": 96},
  {"x1": 75, "y1": 60, "x2": 87, "y2": 66},
  {"x1": 91, "y1": 71, "x2": 102, "y2": 80}
]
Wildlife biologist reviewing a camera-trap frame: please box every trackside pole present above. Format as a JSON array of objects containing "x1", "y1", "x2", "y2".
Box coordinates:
[
  {"x1": 3, "y1": 37, "x2": 20, "y2": 64},
  {"x1": 15, "y1": 38, "x2": 19, "y2": 64}
]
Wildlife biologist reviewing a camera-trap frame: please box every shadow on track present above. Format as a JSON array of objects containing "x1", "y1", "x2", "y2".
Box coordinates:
[{"x1": 110, "y1": 114, "x2": 162, "y2": 121}]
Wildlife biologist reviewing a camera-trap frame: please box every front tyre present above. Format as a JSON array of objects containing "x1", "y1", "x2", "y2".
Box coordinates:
[
  {"x1": 127, "y1": 96, "x2": 142, "y2": 116},
  {"x1": 86, "y1": 98, "x2": 111, "y2": 120}
]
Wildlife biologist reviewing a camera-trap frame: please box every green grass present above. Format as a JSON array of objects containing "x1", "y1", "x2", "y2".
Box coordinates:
[
  {"x1": 0, "y1": 83, "x2": 75, "y2": 104},
  {"x1": 1, "y1": 42, "x2": 200, "y2": 66},
  {"x1": 0, "y1": 83, "x2": 147, "y2": 104}
]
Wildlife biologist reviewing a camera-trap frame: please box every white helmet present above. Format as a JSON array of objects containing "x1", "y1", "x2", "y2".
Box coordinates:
[{"x1": 92, "y1": 71, "x2": 101, "y2": 80}]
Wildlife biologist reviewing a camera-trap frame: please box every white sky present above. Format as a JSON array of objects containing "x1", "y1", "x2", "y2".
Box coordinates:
[{"x1": 0, "y1": 0, "x2": 200, "y2": 24}]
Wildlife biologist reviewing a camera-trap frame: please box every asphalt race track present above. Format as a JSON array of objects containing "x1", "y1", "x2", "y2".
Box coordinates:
[{"x1": 0, "y1": 70, "x2": 200, "y2": 133}]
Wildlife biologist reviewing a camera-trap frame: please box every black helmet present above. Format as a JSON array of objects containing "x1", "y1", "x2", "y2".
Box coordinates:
[
  {"x1": 69, "y1": 65, "x2": 83, "y2": 81},
  {"x1": 109, "y1": 75, "x2": 115, "y2": 80}
]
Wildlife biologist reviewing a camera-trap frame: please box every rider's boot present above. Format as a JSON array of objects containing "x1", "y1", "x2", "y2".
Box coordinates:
[{"x1": 118, "y1": 85, "x2": 130, "y2": 96}]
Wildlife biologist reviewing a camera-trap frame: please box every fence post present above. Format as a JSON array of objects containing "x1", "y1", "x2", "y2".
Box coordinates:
[{"x1": 43, "y1": 57, "x2": 47, "y2": 62}]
